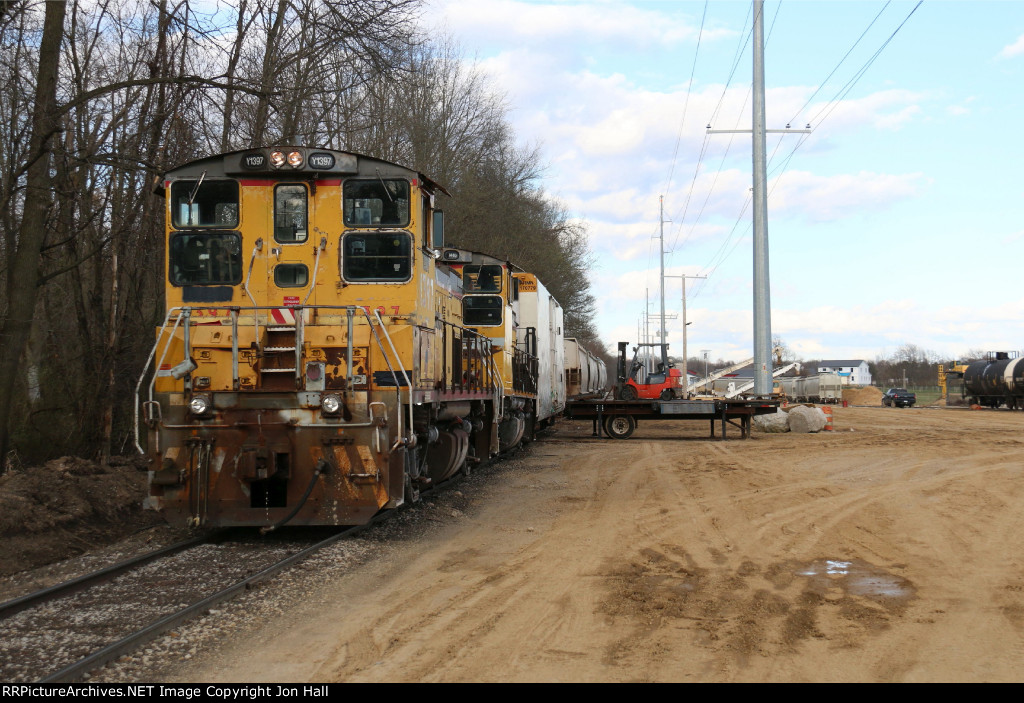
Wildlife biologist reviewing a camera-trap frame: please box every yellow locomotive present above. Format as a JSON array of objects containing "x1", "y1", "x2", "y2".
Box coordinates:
[{"x1": 136, "y1": 147, "x2": 578, "y2": 528}]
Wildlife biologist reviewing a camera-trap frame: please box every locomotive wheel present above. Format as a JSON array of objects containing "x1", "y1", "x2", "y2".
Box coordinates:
[
  {"x1": 619, "y1": 385, "x2": 638, "y2": 401},
  {"x1": 603, "y1": 414, "x2": 636, "y2": 440}
]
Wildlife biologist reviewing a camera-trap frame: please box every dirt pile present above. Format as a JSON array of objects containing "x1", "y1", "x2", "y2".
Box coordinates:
[
  {"x1": 843, "y1": 385, "x2": 884, "y2": 405},
  {"x1": 0, "y1": 456, "x2": 164, "y2": 577}
]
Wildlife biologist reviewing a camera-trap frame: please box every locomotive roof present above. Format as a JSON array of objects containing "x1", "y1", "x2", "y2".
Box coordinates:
[{"x1": 157, "y1": 147, "x2": 450, "y2": 196}]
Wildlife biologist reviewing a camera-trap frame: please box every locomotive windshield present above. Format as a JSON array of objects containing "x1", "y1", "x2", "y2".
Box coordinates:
[
  {"x1": 169, "y1": 232, "x2": 242, "y2": 285},
  {"x1": 464, "y1": 295, "x2": 503, "y2": 326},
  {"x1": 462, "y1": 265, "x2": 503, "y2": 292},
  {"x1": 274, "y1": 184, "x2": 308, "y2": 243},
  {"x1": 342, "y1": 232, "x2": 412, "y2": 281},
  {"x1": 343, "y1": 179, "x2": 409, "y2": 227},
  {"x1": 170, "y1": 179, "x2": 239, "y2": 228}
]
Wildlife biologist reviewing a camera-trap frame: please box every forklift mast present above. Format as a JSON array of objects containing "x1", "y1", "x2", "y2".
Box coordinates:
[{"x1": 617, "y1": 342, "x2": 672, "y2": 383}]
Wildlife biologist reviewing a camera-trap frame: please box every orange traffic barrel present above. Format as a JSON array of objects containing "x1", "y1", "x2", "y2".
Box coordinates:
[{"x1": 822, "y1": 405, "x2": 833, "y2": 430}]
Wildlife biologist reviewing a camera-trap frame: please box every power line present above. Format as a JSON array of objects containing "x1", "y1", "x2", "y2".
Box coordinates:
[
  {"x1": 785, "y1": 1, "x2": 892, "y2": 127},
  {"x1": 662, "y1": 1, "x2": 709, "y2": 197},
  {"x1": 808, "y1": 1, "x2": 924, "y2": 128},
  {"x1": 669, "y1": 2, "x2": 754, "y2": 250},
  {"x1": 671, "y1": 2, "x2": 780, "y2": 257},
  {"x1": 694, "y1": 1, "x2": 924, "y2": 286}
]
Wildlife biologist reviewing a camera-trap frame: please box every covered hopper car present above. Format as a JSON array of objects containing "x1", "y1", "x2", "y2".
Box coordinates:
[
  {"x1": 776, "y1": 373, "x2": 842, "y2": 403},
  {"x1": 565, "y1": 338, "x2": 608, "y2": 399}
]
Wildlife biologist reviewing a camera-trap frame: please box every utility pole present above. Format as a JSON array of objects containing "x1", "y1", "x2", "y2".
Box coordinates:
[
  {"x1": 750, "y1": 0, "x2": 771, "y2": 396},
  {"x1": 707, "y1": 0, "x2": 810, "y2": 397},
  {"x1": 666, "y1": 274, "x2": 706, "y2": 393},
  {"x1": 644, "y1": 288, "x2": 649, "y2": 348},
  {"x1": 702, "y1": 349, "x2": 711, "y2": 384},
  {"x1": 657, "y1": 196, "x2": 668, "y2": 370}
]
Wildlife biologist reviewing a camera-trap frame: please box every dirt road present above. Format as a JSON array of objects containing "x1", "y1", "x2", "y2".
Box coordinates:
[{"x1": 174, "y1": 406, "x2": 1024, "y2": 682}]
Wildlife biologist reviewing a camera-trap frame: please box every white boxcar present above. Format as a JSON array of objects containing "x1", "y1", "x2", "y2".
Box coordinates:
[{"x1": 515, "y1": 272, "x2": 565, "y2": 424}]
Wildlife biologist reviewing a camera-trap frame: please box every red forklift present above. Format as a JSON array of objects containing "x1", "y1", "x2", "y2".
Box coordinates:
[{"x1": 615, "y1": 341, "x2": 684, "y2": 401}]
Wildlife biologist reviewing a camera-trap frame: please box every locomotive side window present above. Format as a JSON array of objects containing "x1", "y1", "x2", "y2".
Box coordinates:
[
  {"x1": 274, "y1": 184, "x2": 308, "y2": 243},
  {"x1": 171, "y1": 179, "x2": 239, "y2": 228},
  {"x1": 462, "y1": 264, "x2": 503, "y2": 292},
  {"x1": 343, "y1": 179, "x2": 409, "y2": 227},
  {"x1": 169, "y1": 233, "x2": 242, "y2": 286},
  {"x1": 464, "y1": 295, "x2": 503, "y2": 326},
  {"x1": 274, "y1": 263, "x2": 309, "y2": 287},
  {"x1": 342, "y1": 232, "x2": 412, "y2": 281}
]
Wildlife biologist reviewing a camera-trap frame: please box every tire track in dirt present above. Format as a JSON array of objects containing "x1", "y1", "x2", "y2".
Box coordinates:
[{"x1": 168, "y1": 407, "x2": 1024, "y2": 682}]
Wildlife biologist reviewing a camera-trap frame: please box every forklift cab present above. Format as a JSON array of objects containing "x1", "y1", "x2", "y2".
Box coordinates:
[{"x1": 616, "y1": 342, "x2": 683, "y2": 401}]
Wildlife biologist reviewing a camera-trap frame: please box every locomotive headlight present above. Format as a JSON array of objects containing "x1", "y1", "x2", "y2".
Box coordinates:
[
  {"x1": 321, "y1": 394, "x2": 342, "y2": 415},
  {"x1": 269, "y1": 150, "x2": 286, "y2": 168},
  {"x1": 189, "y1": 394, "x2": 212, "y2": 416},
  {"x1": 287, "y1": 150, "x2": 304, "y2": 168}
]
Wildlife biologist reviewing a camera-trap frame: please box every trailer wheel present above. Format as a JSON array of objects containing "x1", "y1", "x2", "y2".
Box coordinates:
[{"x1": 604, "y1": 414, "x2": 636, "y2": 439}]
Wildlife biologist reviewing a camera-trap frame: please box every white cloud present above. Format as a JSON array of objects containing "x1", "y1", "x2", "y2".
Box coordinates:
[
  {"x1": 767, "y1": 170, "x2": 925, "y2": 221},
  {"x1": 467, "y1": 47, "x2": 929, "y2": 231},
  {"x1": 431, "y1": 0, "x2": 734, "y2": 50},
  {"x1": 599, "y1": 293, "x2": 1024, "y2": 363},
  {"x1": 801, "y1": 89, "x2": 927, "y2": 135},
  {"x1": 998, "y1": 33, "x2": 1024, "y2": 59},
  {"x1": 423, "y1": 1, "x2": 1022, "y2": 363}
]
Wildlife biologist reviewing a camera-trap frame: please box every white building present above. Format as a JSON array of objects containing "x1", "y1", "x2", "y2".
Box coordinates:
[{"x1": 817, "y1": 360, "x2": 872, "y2": 386}]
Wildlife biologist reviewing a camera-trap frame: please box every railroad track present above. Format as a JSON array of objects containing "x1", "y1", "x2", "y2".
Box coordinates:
[
  {"x1": 0, "y1": 525, "x2": 365, "y2": 682},
  {"x1": 0, "y1": 532, "x2": 228, "y2": 621},
  {"x1": 0, "y1": 456, "x2": 482, "y2": 683}
]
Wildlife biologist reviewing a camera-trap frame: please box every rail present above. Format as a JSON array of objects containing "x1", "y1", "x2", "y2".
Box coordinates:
[{"x1": 36, "y1": 526, "x2": 364, "y2": 683}]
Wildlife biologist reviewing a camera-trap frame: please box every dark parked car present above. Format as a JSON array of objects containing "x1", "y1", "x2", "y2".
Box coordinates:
[{"x1": 883, "y1": 388, "x2": 916, "y2": 408}]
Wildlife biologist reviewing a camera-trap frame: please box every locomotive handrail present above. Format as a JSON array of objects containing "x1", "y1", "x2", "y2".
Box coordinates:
[
  {"x1": 135, "y1": 304, "x2": 409, "y2": 453},
  {"x1": 370, "y1": 308, "x2": 412, "y2": 448},
  {"x1": 230, "y1": 309, "x2": 239, "y2": 389},
  {"x1": 152, "y1": 416, "x2": 386, "y2": 431},
  {"x1": 302, "y1": 236, "x2": 327, "y2": 306},
  {"x1": 241, "y1": 239, "x2": 263, "y2": 351},
  {"x1": 133, "y1": 309, "x2": 184, "y2": 453},
  {"x1": 134, "y1": 303, "x2": 514, "y2": 454},
  {"x1": 485, "y1": 352, "x2": 503, "y2": 425}
]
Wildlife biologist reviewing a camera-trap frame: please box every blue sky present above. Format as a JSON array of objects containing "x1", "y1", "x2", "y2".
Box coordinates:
[{"x1": 422, "y1": 0, "x2": 1024, "y2": 364}]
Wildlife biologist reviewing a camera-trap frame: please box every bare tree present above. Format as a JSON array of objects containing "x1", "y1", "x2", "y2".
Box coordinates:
[
  {"x1": 0, "y1": 0, "x2": 605, "y2": 467},
  {"x1": 0, "y1": 0, "x2": 65, "y2": 466}
]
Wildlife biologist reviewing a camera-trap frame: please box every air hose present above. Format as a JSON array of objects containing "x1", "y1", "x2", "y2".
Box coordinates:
[{"x1": 259, "y1": 458, "x2": 329, "y2": 535}]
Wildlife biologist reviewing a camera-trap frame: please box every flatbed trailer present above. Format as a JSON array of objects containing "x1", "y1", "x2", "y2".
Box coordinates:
[{"x1": 564, "y1": 396, "x2": 780, "y2": 440}]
